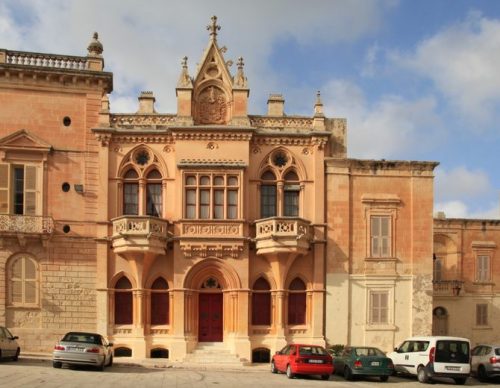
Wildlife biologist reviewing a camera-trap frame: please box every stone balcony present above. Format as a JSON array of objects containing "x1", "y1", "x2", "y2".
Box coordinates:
[
  {"x1": 111, "y1": 216, "x2": 168, "y2": 256},
  {"x1": 254, "y1": 217, "x2": 311, "y2": 255},
  {"x1": 432, "y1": 280, "x2": 464, "y2": 297},
  {"x1": 0, "y1": 214, "x2": 54, "y2": 245}
]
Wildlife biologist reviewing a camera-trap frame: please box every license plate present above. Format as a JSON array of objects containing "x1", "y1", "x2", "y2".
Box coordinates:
[
  {"x1": 308, "y1": 359, "x2": 324, "y2": 364},
  {"x1": 68, "y1": 347, "x2": 85, "y2": 352},
  {"x1": 371, "y1": 361, "x2": 380, "y2": 366},
  {"x1": 446, "y1": 366, "x2": 460, "y2": 371}
]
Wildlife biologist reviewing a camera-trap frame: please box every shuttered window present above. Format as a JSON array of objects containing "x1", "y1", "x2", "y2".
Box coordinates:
[
  {"x1": 0, "y1": 164, "x2": 9, "y2": 214},
  {"x1": 288, "y1": 278, "x2": 306, "y2": 325},
  {"x1": 371, "y1": 216, "x2": 391, "y2": 257},
  {"x1": 252, "y1": 277, "x2": 271, "y2": 326},
  {"x1": 477, "y1": 255, "x2": 490, "y2": 282},
  {"x1": 150, "y1": 277, "x2": 169, "y2": 325},
  {"x1": 0, "y1": 164, "x2": 39, "y2": 215},
  {"x1": 476, "y1": 304, "x2": 488, "y2": 326},
  {"x1": 115, "y1": 277, "x2": 133, "y2": 325},
  {"x1": 369, "y1": 291, "x2": 389, "y2": 324},
  {"x1": 9, "y1": 256, "x2": 38, "y2": 306}
]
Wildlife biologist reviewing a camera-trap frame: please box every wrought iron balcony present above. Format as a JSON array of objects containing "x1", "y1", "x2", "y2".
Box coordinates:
[
  {"x1": 0, "y1": 214, "x2": 54, "y2": 235},
  {"x1": 432, "y1": 280, "x2": 464, "y2": 296},
  {"x1": 254, "y1": 217, "x2": 311, "y2": 255},
  {"x1": 111, "y1": 216, "x2": 168, "y2": 255}
]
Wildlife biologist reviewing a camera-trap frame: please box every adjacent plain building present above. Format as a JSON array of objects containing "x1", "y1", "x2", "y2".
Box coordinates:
[{"x1": 0, "y1": 18, "x2": 498, "y2": 361}]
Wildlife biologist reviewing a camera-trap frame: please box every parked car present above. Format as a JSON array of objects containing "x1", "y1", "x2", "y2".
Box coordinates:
[
  {"x1": 471, "y1": 344, "x2": 500, "y2": 381},
  {"x1": 271, "y1": 344, "x2": 334, "y2": 380},
  {"x1": 333, "y1": 346, "x2": 394, "y2": 381},
  {"x1": 0, "y1": 326, "x2": 20, "y2": 361},
  {"x1": 387, "y1": 336, "x2": 470, "y2": 385},
  {"x1": 53, "y1": 332, "x2": 113, "y2": 370}
]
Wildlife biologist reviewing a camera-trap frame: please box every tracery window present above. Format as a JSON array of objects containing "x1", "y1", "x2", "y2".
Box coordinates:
[
  {"x1": 252, "y1": 277, "x2": 271, "y2": 326},
  {"x1": 288, "y1": 278, "x2": 306, "y2": 325},
  {"x1": 184, "y1": 173, "x2": 240, "y2": 219},
  {"x1": 8, "y1": 255, "x2": 38, "y2": 306},
  {"x1": 114, "y1": 276, "x2": 133, "y2": 325},
  {"x1": 150, "y1": 277, "x2": 169, "y2": 325}
]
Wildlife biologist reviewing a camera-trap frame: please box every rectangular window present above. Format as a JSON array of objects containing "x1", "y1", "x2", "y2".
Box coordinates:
[
  {"x1": 214, "y1": 189, "x2": 224, "y2": 219},
  {"x1": 185, "y1": 189, "x2": 196, "y2": 219},
  {"x1": 369, "y1": 291, "x2": 389, "y2": 324},
  {"x1": 284, "y1": 186, "x2": 299, "y2": 217},
  {"x1": 13, "y1": 166, "x2": 24, "y2": 215},
  {"x1": 371, "y1": 216, "x2": 391, "y2": 257},
  {"x1": 0, "y1": 163, "x2": 39, "y2": 215},
  {"x1": 199, "y1": 189, "x2": 210, "y2": 219},
  {"x1": 477, "y1": 255, "x2": 490, "y2": 282},
  {"x1": 146, "y1": 183, "x2": 162, "y2": 217},
  {"x1": 476, "y1": 304, "x2": 488, "y2": 326},
  {"x1": 261, "y1": 185, "x2": 276, "y2": 218},
  {"x1": 227, "y1": 190, "x2": 238, "y2": 219},
  {"x1": 123, "y1": 183, "x2": 138, "y2": 215}
]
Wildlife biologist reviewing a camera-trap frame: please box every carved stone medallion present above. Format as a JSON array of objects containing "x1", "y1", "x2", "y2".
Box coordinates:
[{"x1": 197, "y1": 86, "x2": 227, "y2": 124}]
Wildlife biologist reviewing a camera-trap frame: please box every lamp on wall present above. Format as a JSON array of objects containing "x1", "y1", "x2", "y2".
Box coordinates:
[
  {"x1": 452, "y1": 282, "x2": 462, "y2": 296},
  {"x1": 74, "y1": 184, "x2": 84, "y2": 194}
]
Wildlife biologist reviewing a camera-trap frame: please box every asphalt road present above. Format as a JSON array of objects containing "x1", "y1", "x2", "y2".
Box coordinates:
[{"x1": 0, "y1": 358, "x2": 496, "y2": 388}]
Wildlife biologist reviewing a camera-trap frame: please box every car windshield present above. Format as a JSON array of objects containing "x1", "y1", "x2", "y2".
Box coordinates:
[
  {"x1": 62, "y1": 333, "x2": 101, "y2": 344},
  {"x1": 435, "y1": 340, "x2": 469, "y2": 363},
  {"x1": 354, "y1": 347, "x2": 385, "y2": 357},
  {"x1": 298, "y1": 346, "x2": 327, "y2": 356}
]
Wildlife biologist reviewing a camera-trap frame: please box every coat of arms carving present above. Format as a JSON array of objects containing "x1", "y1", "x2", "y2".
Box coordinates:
[{"x1": 197, "y1": 86, "x2": 228, "y2": 124}]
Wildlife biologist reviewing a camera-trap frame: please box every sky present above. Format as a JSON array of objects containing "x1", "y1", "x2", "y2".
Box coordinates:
[{"x1": 1, "y1": 0, "x2": 499, "y2": 219}]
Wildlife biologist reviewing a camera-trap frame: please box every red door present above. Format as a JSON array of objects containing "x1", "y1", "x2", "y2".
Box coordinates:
[{"x1": 198, "y1": 293, "x2": 223, "y2": 342}]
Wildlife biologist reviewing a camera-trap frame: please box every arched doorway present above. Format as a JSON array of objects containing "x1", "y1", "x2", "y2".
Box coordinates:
[
  {"x1": 432, "y1": 306, "x2": 448, "y2": 335},
  {"x1": 198, "y1": 277, "x2": 223, "y2": 342}
]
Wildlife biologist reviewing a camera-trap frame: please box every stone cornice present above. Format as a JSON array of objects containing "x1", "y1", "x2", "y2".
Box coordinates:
[
  {"x1": 434, "y1": 218, "x2": 500, "y2": 228},
  {"x1": 178, "y1": 159, "x2": 247, "y2": 168},
  {"x1": 325, "y1": 158, "x2": 439, "y2": 172}
]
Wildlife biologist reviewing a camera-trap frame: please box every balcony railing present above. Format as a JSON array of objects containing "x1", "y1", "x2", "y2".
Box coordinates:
[
  {"x1": 111, "y1": 216, "x2": 168, "y2": 255},
  {"x1": 3, "y1": 50, "x2": 89, "y2": 70},
  {"x1": 0, "y1": 214, "x2": 54, "y2": 234},
  {"x1": 255, "y1": 217, "x2": 311, "y2": 255},
  {"x1": 432, "y1": 280, "x2": 464, "y2": 296}
]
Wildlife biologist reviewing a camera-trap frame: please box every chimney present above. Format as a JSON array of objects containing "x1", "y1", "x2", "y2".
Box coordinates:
[
  {"x1": 267, "y1": 94, "x2": 284, "y2": 116},
  {"x1": 137, "y1": 91, "x2": 156, "y2": 114}
]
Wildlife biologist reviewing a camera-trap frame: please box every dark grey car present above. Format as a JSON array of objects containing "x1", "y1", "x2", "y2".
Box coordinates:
[
  {"x1": 471, "y1": 344, "x2": 500, "y2": 381},
  {"x1": 0, "y1": 326, "x2": 20, "y2": 361}
]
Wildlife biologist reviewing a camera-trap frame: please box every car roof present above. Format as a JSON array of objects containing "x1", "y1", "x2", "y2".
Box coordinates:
[
  {"x1": 63, "y1": 332, "x2": 102, "y2": 337},
  {"x1": 403, "y1": 336, "x2": 470, "y2": 342}
]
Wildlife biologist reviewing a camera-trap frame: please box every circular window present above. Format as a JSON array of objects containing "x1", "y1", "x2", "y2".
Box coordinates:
[
  {"x1": 63, "y1": 225, "x2": 71, "y2": 233},
  {"x1": 272, "y1": 152, "x2": 288, "y2": 167},
  {"x1": 61, "y1": 182, "x2": 70, "y2": 192},
  {"x1": 63, "y1": 116, "x2": 71, "y2": 127},
  {"x1": 135, "y1": 150, "x2": 150, "y2": 166}
]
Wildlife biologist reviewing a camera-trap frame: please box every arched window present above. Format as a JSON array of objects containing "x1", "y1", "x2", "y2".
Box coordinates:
[
  {"x1": 146, "y1": 169, "x2": 162, "y2": 217},
  {"x1": 114, "y1": 277, "x2": 133, "y2": 325},
  {"x1": 252, "y1": 277, "x2": 271, "y2": 325},
  {"x1": 150, "y1": 277, "x2": 169, "y2": 325},
  {"x1": 283, "y1": 171, "x2": 299, "y2": 216},
  {"x1": 123, "y1": 169, "x2": 139, "y2": 215},
  {"x1": 260, "y1": 171, "x2": 277, "y2": 218},
  {"x1": 288, "y1": 278, "x2": 306, "y2": 325},
  {"x1": 8, "y1": 255, "x2": 38, "y2": 306},
  {"x1": 433, "y1": 256, "x2": 442, "y2": 281}
]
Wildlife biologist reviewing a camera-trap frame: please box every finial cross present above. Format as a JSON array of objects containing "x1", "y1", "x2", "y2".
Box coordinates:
[{"x1": 207, "y1": 15, "x2": 221, "y2": 39}]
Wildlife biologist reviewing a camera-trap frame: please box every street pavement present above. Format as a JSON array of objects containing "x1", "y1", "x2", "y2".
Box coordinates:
[{"x1": 0, "y1": 356, "x2": 495, "y2": 388}]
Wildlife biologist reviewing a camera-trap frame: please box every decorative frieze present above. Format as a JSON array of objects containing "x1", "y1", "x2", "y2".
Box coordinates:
[
  {"x1": 180, "y1": 242, "x2": 244, "y2": 259},
  {"x1": 110, "y1": 114, "x2": 177, "y2": 127},
  {"x1": 249, "y1": 116, "x2": 313, "y2": 129},
  {"x1": 181, "y1": 222, "x2": 243, "y2": 237},
  {"x1": 0, "y1": 214, "x2": 54, "y2": 234}
]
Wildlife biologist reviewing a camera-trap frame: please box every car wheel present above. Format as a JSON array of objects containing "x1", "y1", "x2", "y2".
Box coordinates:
[
  {"x1": 478, "y1": 365, "x2": 488, "y2": 382},
  {"x1": 380, "y1": 375, "x2": 389, "y2": 382},
  {"x1": 321, "y1": 374, "x2": 329, "y2": 380},
  {"x1": 344, "y1": 366, "x2": 353, "y2": 381},
  {"x1": 453, "y1": 377, "x2": 467, "y2": 385},
  {"x1": 53, "y1": 361, "x2": 62, "y2": 368},
  {"x1": 286, "y1": 364, "x2": 294, "y2": 379},
  {"x1": 108, "y1": 355, "x2": 113, "y2": 367},
  {"x1": 271, "y1": 360, "x2": 277, "y2": 374},
  {"x1": 12, "y1": 348, "x2": 20, "y2": 361},
  {"x1": 417, "y1": 365, "x2": 429, "y2": 384}
]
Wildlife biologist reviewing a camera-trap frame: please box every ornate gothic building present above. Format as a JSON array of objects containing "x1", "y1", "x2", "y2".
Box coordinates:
[{"x1": 0, "y1": 17, "x2": 498, "y2": 361}]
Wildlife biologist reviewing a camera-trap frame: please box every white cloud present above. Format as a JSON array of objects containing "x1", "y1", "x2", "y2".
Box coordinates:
[
  {"x1": 435, "y1": 199, "x2": 500, "y2": 219},
  {"x1": 322, "y1": 79, "x2": 443, "y2": 159},
  {"x1": 0, "y1": 0, "x2": 395, "y2": 114},
  {"x1": 391, "y1": 11, "x2": 500, "y2": 124},
  {"x1": 434, "y1": 166, "x2": 493, "y2": 202}
]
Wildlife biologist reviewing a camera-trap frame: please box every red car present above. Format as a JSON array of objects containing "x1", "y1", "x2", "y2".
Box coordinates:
[{"x1": 271, "y1": 344, "x2": 334, "y2": 380}]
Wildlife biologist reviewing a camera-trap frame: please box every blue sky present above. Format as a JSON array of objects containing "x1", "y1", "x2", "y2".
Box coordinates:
[{"x1": 1, "y1": 0, "x2": 499, "y2": 219}]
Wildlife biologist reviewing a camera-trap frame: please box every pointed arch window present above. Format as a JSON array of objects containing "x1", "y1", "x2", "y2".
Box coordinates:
[
  {"x1": 260, "y1": 171, "x2": 277, "y2": 218},
  {"x1": 8, "y1": 255, "x2": 38, "y2": 306},
  {"x1": 283, "y1": 171, "x2": 299, "y2": 217},
  {"x1": 115, "y1": 277, "x2": 133, "y2": 325},
  {"x1": 150, "y1": 277, "x2": 169, "y2": 325},
  {"x1": 123, "y1": 169, "x2": 139, "y2": 215},
  {"x1": 288, "y1": 278, "x2": 306, "y2": 325},
  {"x1": 252, "y1": 277, "x2": 271, "y2": 326},
  {"x1": 146, "y1": 169, "x2": 163, "y2": 217}
]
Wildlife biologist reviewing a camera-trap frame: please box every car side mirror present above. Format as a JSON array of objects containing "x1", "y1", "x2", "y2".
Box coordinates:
[
  {"x1": 108, "y1": 342, "x2": 114, "y2": 347},
  {"x1": 275, "y1": 351, "x2": 280, "y2": 355},
  {"x1": 394, "y1": 347, "x2": 398, "y2": 352}
]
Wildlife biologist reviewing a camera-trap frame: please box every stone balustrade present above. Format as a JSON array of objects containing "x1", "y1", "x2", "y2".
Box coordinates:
[
  {"x1": 3, "y1": 50, "x2": 89, "y2": 70},
  {"x1": 111, "y1": 216, "x2": 168, "y2": 255},
  {"x1": 0, "y1": 214, "x2": 54, "y2": 234},
  {"x1": 255, "y1": 217, "x2": 311, "y2": 255},
  {"x1": 432, "y1": 280, "x2": 464, "y2": 296}
]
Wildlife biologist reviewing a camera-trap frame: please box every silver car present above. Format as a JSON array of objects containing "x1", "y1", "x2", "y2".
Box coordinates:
[
  {"x1": 53, "y1": 332, "x2": 113, "y2": 370},
  {"x1": 471, "y1": 344, "x2": 500, "y2": 381},
  {"x1": 0, "y1": 326, "x2": 20, "y2": 361}
]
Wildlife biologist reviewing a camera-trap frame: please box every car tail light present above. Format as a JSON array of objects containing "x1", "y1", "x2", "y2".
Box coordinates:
[
  {"x1": 325, "y1": 357, "x2": 332, "y2": 364},
  {"x1": 354, "y1": 360, "x2": 362, "y2": 368},
  {"x1": 429, "y1": 347, "x2": 435, "y2": 363},
  {"x1": 54, "y1": 345, "x2": 65, "y2": 351},
  {"x1": 86, "y1": 347, "x2": 101, "y2": 353},
  {"x1": 490, "y1": 357, "x2": 498, "y2": 364},
  {"x1": 388, "y1": 361, "x2": 394, "y2": 369}
]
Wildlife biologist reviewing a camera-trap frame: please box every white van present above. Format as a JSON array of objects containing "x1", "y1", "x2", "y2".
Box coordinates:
[{"x1": 387, "y1": 336, "x2": 470, "y2": 384}]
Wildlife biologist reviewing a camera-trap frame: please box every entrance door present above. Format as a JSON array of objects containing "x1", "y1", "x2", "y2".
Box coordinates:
[{"x1": 198, "y1": 293, "x2": 223, "y2": 342}]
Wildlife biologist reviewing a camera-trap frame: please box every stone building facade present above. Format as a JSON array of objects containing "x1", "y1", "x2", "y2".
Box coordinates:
[{"x1": 0, "y1": 18, "x2": 498, "y2": 361}]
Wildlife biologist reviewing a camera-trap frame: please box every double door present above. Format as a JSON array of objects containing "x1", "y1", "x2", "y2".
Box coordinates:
[{"x1": 198, "y1": 293, "x2": 223, "y2": 342}]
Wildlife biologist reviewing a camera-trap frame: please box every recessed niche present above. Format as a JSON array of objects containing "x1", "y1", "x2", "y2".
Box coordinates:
[
  {"x1": 63, "y1": 116, "x2": 71, "y2": 126},
  {"x1": 63, "y1": 225, "x2": 71, "y2": 233},
  {"x1": 61, "y1": 182, "x2": 70, "y2": 192}
]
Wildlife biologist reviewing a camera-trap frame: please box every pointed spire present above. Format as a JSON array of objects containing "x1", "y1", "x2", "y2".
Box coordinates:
[
  {"x1": 87, "y1": 32, "x2": 103, "y2": 57},
  {"x1": 314, "y1": 90, "x2": 324, "y2": 115},
  {"x1": 234, "y1": 56, "x2": 248, "y2": 88},
  {"x1": 177, "y1": 56, "x2": 193, "y2": 88},
  {"x1": 207, "y1": 15, "x2": 221, "y2": 40}
]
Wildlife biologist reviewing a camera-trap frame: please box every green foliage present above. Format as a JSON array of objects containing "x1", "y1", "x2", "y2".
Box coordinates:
[{"x1": 328, "y1": 344, "x2": 345, "y2": 356}]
